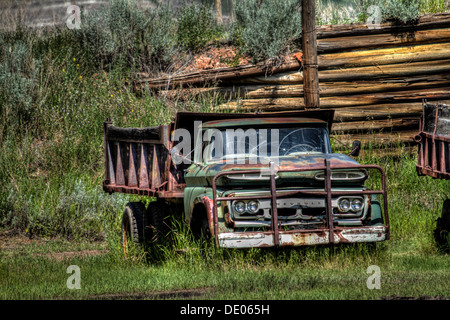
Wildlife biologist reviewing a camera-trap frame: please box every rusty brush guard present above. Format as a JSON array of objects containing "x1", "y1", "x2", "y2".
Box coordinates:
[{"x1": 212, "y1": 159, "x2": 389, "y2": 247}]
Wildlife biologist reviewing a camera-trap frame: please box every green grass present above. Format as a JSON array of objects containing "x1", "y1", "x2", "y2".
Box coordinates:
[
  {"x1": 1, "y1": 150, "x2": 449, "y2": 300},
  {"x1": 1, "y1": 235, "x2": 448, "y2": 300}
]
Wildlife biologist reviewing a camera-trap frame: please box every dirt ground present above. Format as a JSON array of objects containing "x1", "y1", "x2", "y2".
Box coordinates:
[{"x1": 0, "y1": 229, "x2": 108, "y2": 260}]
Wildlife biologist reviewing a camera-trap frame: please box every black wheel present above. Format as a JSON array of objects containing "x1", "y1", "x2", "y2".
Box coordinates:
[
  {"x1": 200, "y1": 217, "x2": 212, "y2": 241},
  {"x1": 434, "y1": 199, "x2": 450, "y2": 252},
  {"x1": 146, "y1": 200, "x2": 170, "y2": 244},
  {"x1": 121, "y1": 202, "x2": 149, "y2": 256}
]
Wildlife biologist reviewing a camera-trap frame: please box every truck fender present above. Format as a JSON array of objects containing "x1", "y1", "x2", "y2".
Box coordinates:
[{"x1": 190, "y1": 195, "x2": 215, "y2": 237}]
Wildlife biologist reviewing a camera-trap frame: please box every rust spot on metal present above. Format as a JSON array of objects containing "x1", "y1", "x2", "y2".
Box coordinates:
[{"x1": 201, "y1": 195, "x2": 216, "y2": 236}]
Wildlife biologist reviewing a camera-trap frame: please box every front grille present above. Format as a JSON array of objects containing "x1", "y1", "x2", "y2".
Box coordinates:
[
  {"x1": 230, "y1": 196, "x2": 367, "y2": 223},
  {"x1": 272, "y1": 208, "x2": 297, "y2": 217},
  {"x1": 302, "y1": 208, "x2": 326, "y2": 216}
]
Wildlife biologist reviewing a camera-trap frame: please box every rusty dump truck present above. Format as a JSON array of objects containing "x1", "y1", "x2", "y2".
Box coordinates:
[{"x1": 103, "y1": 110, "x2": 389, "y2": 249}]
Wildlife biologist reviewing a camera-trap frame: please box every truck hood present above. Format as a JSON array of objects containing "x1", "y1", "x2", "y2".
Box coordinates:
[{"x1": 186, "y1": 153, "x2": 366, "y2": 188}]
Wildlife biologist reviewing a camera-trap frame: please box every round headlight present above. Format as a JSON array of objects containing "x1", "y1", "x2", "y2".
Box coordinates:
[
  {"x1": 247, "y1": 201, "x2": 259, "y2": 213},
  {"x1": 351, "y1": 198, "x2": 363, "y2": 212},
  {"x1": 338, "y1": 198, "x2": 351, "y2": 212},
  {"x1": 233, "y1": 201, "x2": 246, "y2": 214}
]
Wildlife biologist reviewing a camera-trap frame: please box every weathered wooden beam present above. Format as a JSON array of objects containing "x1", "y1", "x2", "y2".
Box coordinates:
[
  {"x1": 302, "y1": 0, "x2": 320, "y2": 109},
  {"x1": 135, "y1": 58, "x2": 301, "y2": 90},
  {"x1": 229, "y1": 59, "x2": 450, "y2": 84},
  {"x1": 332, "y1": 103, "x2": 426, "y2": 122},
  {"x1": 332, "y1": 129, "x2": 418, "y2": 147},
  {"x1": 169, "y1": 74, "x2": 450, "y2": 99},
  {"x1": 317, "y1": 27, "x2": 450, "y2": 53},
  {"x1": 318, "y1": 42, "x2": 450, "y2": 70},
  {"x1": 216, "y1": 87, "x2": 450, "y2": 110},
  {"x1": 137, "y1": 42, "x2": 450, "y2": 90},
  {"x1": 332, "y1": 117, "x2": 420, "y2": 133},
  {"x1": 316, "y1": 12, "x2": 450, "y2": 38}
]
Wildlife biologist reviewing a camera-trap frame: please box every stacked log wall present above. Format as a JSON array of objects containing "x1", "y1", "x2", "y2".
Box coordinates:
[{"x1": 136, "y1": 12, "x2": 450, "y2": 148}]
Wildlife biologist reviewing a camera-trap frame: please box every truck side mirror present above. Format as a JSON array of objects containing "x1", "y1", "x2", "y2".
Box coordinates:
[{"x1": 349, "y1": 140, "x2": 361, "y2": 157}]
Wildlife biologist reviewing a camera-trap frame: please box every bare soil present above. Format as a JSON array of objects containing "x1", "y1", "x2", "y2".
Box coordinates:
[
  {"x1": 88, "y1": 287, "x2": 214, "y2": 300},
  {"x1": 0, "y1": 229, "x2": 108, "y2": 260}
]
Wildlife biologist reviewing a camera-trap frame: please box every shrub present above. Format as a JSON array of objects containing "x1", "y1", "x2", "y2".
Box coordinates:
[
  {"x1": 70, "y1": 0, "x2": 178, "y2": 73},
  {"x1": 233, "y1": 0, "x2": 302, "y2": 63},
  {"x1": 356, "y1": 0, "x2": 447, "y2": 24},
  {"x1": 382, "y1": 0, "x2": 421, "y2": 24},
  {"x1": 176, "y1": 3, "x2": 223, "y2": 53},
  {"x1": 0, "y1": 32, "x2": 40, "y2": 140}
]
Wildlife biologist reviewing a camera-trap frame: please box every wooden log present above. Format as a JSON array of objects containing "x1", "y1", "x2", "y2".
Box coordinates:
[
  {"x1": 318, "y1": 42, "x2": 450, "y2": 70},
  {"x1": 229, "y1": 59, "x2": 450, "y2": 85},
  {"x1": 216, "y1": 87, "x2": 450, "y2": 110},
  {"x1": 318, "y1": 59, "x2": 450, "y2": 82},
  {"x1": 333, "y1": 103, "x2": 426, "y2": 122},
  {"x1": 319, "y1": 75, "x2": 450, "y2": 97},
  {"x1": 332, "y1": 129, "x2": 418, "y2": 147},
  {"x1": 173, "y1": 74, "x2": 450, "y2": 99},
  {"x1": 302, "y1": 0, "x2": 320, "y2": 109},
  {"x1": 135, "y1": 58, "x2": 301, "y2": 90},
  {"x1": 134, "y1": 12, "x2": 450, "y2": 91},
  {"x1": 316, "y1": 12, "x2": 450, "y2": 38},
  {"x1": 331, "y1": 117, "x2": 420, "y2": 133},
  {"x1": 317, "y1": 28, "x2": 450, "y2": 53},
  {"x1": 136, "y1": 42, "x2": 450, "y2": 90}
]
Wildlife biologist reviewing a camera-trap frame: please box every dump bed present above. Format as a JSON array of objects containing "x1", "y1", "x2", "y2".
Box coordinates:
[
  {"x1": 415, "y1": 103, "x2": 450, "y2": 179},
  {"x1": 102, "y1": 120, "x2": 188, "y2": 198}
]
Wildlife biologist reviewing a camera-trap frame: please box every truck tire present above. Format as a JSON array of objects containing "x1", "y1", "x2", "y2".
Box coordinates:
[
  {"x1": 146, "y1": 200, "x2": 170, "y2": 244},
  {"x1": 121, "y1": 202, "x2": 149, "y2": 255},
  {"x1": 435, "y1": 199, "x2": 450, "y2": 252}
]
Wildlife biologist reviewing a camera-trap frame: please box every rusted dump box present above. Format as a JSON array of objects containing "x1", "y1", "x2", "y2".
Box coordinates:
[
  {"x1": 102, "y1": 120, "x2": 183, "y2": 197},
  {"x1": 415, "y1": 103, "x2": 450, "y2": 179}
]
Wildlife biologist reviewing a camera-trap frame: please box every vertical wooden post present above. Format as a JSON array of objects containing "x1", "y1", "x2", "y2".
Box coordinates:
[
  {"x1": 302, "y1": 0, "x2": 320, "y2": 109},
  {"x1": 216, "y1": 0, "x2": 223, "y2": 24}
]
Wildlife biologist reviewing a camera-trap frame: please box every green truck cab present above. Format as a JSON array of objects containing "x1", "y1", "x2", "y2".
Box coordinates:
[{"x1": 103, "y1": 110, "x2": 389, "y2": 249}]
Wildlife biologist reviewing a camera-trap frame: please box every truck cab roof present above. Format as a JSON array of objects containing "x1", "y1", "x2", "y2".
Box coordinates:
[
  {"x1": 201, "y1": 117, "x2": 328, "y2": 129},
  {"x1": 173, "y1": 110, "x2": 335, "y2": 134}
]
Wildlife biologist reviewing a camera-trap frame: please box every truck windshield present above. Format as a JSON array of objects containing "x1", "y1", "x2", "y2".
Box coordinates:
[{"x1": 203, "y1": 126, "x2": 330, "y2": 163}]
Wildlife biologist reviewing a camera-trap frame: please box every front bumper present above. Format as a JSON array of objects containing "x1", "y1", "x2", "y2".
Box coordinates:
[{"x1": 218, "y1": 225, "x2": 388, "y2": 248}]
